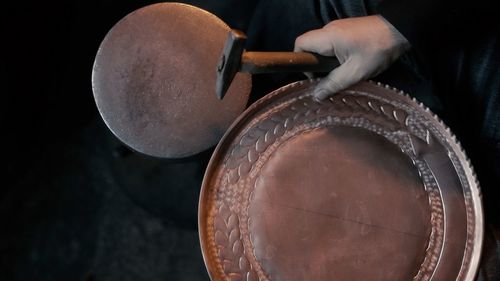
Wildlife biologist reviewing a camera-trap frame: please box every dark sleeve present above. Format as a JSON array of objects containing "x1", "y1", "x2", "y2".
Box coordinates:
[{"x1": 376, "y1": 0, "x2": 470, "y2": 55}]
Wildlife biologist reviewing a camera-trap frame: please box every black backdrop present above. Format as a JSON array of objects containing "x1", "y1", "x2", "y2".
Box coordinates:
[
  {"x1": 2, "y1": 1, "x2": 262, "y2": 280},
  {"x1": 3, "y1": 0, "x2": 499, "y2": 280}
]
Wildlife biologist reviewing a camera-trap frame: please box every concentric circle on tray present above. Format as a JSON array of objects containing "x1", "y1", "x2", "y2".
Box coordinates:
[{"x1": 199, "y1": 80, "x2": 483, "y2": 281}]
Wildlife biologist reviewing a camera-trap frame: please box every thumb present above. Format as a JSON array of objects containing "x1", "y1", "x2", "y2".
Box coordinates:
[
  {"x1": 313, "y1": 58, "x2": 364, "y2": 100},
  {"x1": 294, "y1": 29, "x2": 336, "y2": 81}
]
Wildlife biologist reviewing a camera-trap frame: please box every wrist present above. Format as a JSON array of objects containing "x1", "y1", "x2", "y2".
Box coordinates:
[{"x1": 376, "y1": 15, "x2": 411, "y2": 52}]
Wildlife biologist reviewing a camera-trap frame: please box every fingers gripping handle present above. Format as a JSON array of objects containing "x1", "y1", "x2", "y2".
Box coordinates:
[
  {"x1": 241, "y1": 52, "x2": 339, "y2": 73},
  {"x1": 216, "y1": 29, "x2": 340, "y2": 99}
]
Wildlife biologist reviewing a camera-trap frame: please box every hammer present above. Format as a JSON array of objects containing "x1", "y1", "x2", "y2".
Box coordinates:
[{"x1": 216, "y1": 30, "x2": 340, "y2": 99}]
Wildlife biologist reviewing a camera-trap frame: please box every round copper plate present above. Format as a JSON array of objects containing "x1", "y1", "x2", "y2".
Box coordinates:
[
  {"x1": 199, "y1": 80, "x2": 483, "y2": 281},
  {"x1": 92, "y1": 3, "x2": 251, "y2": 158}
]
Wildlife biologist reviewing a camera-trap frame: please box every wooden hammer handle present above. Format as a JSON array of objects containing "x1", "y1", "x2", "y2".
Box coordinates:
[{"x1": 240, "y1": 52, "x2": 339, "y2": 74}]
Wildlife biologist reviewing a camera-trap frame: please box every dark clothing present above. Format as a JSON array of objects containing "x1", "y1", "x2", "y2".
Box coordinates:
[
  {"x1": 378, "y1": 0, "x2": 500, "y2": 228},
  {"x1": 244, "y1": 1, "x2": 499, "y2": 279},
  {"x1": 3, "y1": 1, "x2": 496, "y2": 280},
  {"x1": 383, "y1": 2, "x2": 500, "y2": 278},
  {"x1": 325, "y1": 0, "x2": 500, "y2": 227},
  {"x1": 246, "y1": 0, "x2": 500, "y2": 224}
]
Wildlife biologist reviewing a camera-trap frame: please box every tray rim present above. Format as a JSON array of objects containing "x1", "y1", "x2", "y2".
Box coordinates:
[{"x1": 198, "y1": 79, "x2": 484, "y2": 281}]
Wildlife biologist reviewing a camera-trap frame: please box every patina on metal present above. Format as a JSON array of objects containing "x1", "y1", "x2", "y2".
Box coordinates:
[
  {"x1": 92, "y1": 3, "x2": 340, "y2": 158},
  {"x1": 215, "y1": 30, "x2": 340, "y2": 99},
  {"x1": 92, "y1": 3, "x2": 251, "y2": 158},
  {"x1": 199, "y1": 80, "x2": 483, "y2": 281}
]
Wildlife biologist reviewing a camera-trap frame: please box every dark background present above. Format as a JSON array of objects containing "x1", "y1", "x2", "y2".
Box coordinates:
[
  {"x1": 3, "y1": 0, "x2": 499, "y2": 280},
  {"x1": 3, "y1": 1, "x2": 264, "y2": 280}
]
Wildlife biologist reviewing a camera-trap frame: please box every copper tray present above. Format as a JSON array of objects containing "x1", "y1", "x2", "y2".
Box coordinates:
[{"x1": 199, "y1": 80, "x2": 483, "y2": 281}]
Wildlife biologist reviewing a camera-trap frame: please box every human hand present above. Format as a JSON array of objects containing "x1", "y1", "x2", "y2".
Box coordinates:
[{"x1": 294, "y1": 15, "x2": 410, "y2": 100}]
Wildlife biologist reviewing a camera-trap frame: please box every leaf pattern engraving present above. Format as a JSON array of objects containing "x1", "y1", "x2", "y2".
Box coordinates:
[
  {"x1": 214, "y1": 203, "x2": 256, "y2": 281},
  {"x1": 206, "y1": 80, "x2": 479, "y2": 281}
]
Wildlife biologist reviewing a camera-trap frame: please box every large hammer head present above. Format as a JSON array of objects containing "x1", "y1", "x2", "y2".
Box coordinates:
[{"x1": 216, "y1": 30, "x2": 247, "y2": 100}]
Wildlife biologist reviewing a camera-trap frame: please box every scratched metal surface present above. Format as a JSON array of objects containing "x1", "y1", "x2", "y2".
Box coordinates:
[
  {"x1": 92, "y1": 3, "x2": 251, "y2": 158},
  {"x1": 199, "y1": 80, "x2": 483, "y2": 281}
]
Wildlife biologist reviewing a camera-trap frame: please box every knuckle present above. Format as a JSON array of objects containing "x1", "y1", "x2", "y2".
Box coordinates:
[
  {"x1": 325, "y1": 20, "x2": 340, "y2": 28},
  {"x1": 294, "y1": 35, "x2": 307, "y2": 47}
]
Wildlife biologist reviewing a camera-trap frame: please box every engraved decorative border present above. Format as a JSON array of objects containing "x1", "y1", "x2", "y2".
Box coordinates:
[{"x1": 199, "y1": 79, "x2": 483, "y2": 281}]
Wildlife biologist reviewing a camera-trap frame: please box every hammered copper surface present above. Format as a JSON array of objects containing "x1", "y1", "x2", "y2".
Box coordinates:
[
  {"x1": 199, "y1": 80, "x2": 483, "y2": 281},
  {"x1": 92, "y1": 3, "x2": 251, "y2": 158}
]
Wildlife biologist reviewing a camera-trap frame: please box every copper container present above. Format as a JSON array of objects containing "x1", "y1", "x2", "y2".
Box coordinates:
[{"x1": 199, "y1": 80, "x2": 483, "y2": 281}]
